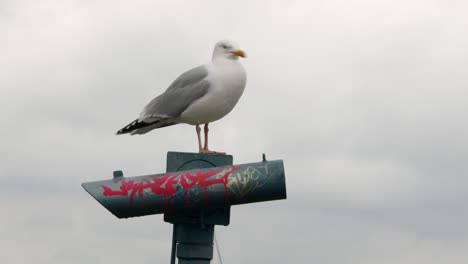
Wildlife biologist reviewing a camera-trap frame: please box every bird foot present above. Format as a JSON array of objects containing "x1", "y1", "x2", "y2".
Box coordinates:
[{"x1": 199, "y1": 148, "x2": 226, "y2": 155}]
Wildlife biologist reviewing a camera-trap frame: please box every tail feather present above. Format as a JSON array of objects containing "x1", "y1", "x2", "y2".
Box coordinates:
[{"x1": 116, "y1": 118, "x2": 176, "y2": 135}]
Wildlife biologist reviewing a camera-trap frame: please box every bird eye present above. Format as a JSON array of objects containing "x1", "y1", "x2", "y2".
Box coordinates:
[{"x1": 222, "y1": 44, "x2": 229, "y2": 49}]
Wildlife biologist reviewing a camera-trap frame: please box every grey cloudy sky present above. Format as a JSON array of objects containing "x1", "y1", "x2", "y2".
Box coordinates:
[{"x1": 2, "y1": 0, "x2": 468, "y2": 263}]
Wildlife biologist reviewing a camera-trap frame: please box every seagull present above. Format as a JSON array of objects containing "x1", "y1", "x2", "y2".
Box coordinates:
[{"x1": 116, "y1": 40, "x2": 247, "y2": 154}]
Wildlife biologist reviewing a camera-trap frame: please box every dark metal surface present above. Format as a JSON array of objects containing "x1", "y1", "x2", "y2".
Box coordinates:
[
  {"x1": 81, "y1": 152, "x2": 288, "y2": 264},
  {"x1": 166, "y1": 151, "x2": 233, "y2": 172},
  {"x1": 82, "y1": 159, "x2": 286, "y2": 219},
  {"x1": 168, "y1": 152, "x2": 231, "y2": 264}
]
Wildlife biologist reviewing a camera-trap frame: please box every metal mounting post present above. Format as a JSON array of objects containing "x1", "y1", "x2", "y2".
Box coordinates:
[
  {"x1": 81, "y1": 151, "x2": 287, "y2": 263},
  {"x1": 165, "y1": 152, "x2": 233, "y2": 264}
]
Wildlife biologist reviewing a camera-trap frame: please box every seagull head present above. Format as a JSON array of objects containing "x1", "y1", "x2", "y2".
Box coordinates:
[{"x1": 212, "y1": 39, "x2": 246, "y2": 60}]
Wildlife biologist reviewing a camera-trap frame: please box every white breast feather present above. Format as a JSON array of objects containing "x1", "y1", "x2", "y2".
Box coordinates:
[{"x1": 178, "y1": 60, "x2": 246, "y2": 125}]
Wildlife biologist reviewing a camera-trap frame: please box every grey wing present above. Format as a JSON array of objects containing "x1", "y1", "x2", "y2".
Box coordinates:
[{"x1": 139, "y1": 65, "x2": 210, "y2": 121}]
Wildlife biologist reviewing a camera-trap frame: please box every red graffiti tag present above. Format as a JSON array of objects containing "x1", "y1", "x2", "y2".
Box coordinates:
[{"x1": 101, "y1": 166, "x2": 239, "y2": 208}]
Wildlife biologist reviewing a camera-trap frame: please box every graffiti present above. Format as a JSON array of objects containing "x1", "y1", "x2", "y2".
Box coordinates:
[
  {"x1": 227, "y1": 164, "x2": 269, "y2": 200},
  {"x1": 100, "y1": 163, "x2": 274, "y2": 209},
  {"x1": 101, "y1": 166, "x2": 239, "y2": 206}
]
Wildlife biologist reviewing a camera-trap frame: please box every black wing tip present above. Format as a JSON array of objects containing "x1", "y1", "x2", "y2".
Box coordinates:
[
  {"x1": 116, "y1": 118, "x2": 167, "y2": 135},
  {"x1": 116, "y1": 119, "x2": 143, "y2": 135}
]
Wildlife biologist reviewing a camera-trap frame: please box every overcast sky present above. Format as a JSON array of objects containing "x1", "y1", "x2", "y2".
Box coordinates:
[{"x1": 2, "y1": 0, "x2": 468, "y2": 263}]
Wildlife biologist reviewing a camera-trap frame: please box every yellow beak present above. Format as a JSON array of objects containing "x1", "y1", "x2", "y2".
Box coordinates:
[{"x1": 231, "y1": 49, "x2": 246, "y2": 58}]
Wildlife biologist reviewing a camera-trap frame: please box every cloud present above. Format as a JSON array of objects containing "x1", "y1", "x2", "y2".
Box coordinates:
[{"x1": 1, "y1": 0, "x2": 468, "y2": 263}]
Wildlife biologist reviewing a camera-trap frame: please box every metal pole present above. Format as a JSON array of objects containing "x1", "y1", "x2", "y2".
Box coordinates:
[
  {"x1": 165, "y1": 152, "x2": 233, "y2": 264},
  {"x1": 80, "y1": 151, "x2": 287, "y2": 263},
  {"x1": 174, "y1": 223, "x2": 214, "y2": 263}
]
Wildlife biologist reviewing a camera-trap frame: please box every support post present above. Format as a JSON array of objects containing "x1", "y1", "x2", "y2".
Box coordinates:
[
  {"x1": 81, "y1": 151, "x2": 287, "y2": 263},
  {"x1": 165, "y1": 152, "x2": 233, "y2": 264}
]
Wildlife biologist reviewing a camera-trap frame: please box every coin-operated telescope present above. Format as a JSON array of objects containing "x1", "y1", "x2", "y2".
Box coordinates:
[{"x1": 82, "y1": 152, "x2": 287, "y2": 263}]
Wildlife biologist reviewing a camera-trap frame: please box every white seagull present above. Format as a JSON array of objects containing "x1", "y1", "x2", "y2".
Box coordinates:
[{"x1": 117, "y1": 40, "x2": 247, "y2": 154}]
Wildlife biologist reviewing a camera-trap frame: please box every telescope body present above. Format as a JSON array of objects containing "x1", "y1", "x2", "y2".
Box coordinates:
[{"x1": 82, "y1": 158, "x2": 286, "y2": 219}]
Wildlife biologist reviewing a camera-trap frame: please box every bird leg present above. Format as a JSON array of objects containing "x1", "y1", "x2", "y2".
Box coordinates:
[
  {"x1": 196, "y1": 124, "x2": 203, "y2": 153},
  {"x1": 203, "y1": 123, "x2": 210, "y2": 151},
  {"x1": 200, "y1": 123, "x2": 225, "y2": 154}
]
